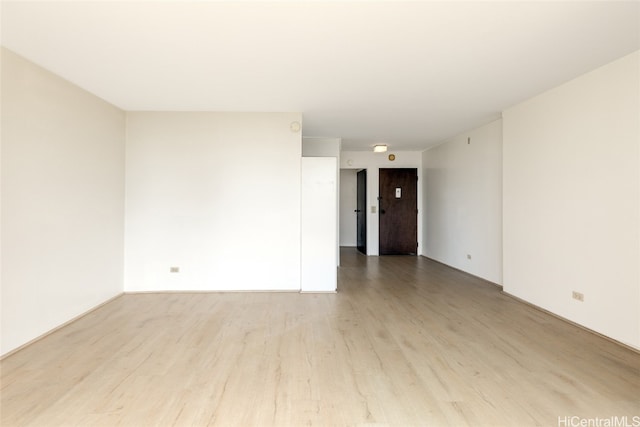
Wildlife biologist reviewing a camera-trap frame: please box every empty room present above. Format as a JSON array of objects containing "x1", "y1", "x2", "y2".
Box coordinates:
[{"x1": 1, "y1": 1, "x2": 639, "y2": 426}]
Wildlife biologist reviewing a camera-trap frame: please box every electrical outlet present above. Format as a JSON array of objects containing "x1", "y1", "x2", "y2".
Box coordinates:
[
  {"x1": 572, "y1": 291, "x2": 584, "y2": 302},
  {"x1": 170, "y1": 267, "x2": 180, "y2": 273},
  {"x1": 467, "y1": 254, "x2": 472, "y2": 260}
]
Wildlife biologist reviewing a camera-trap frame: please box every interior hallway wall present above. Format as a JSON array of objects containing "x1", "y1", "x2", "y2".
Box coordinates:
[
  {"x1": 503, "y1": 51, "x2": 640, "y2": 349},
  {"x1": 339, "y1": 169, "x2": 357, "y2": 247},
  {"x1": 340, "y1": 151, "x2": 423, "y2": 256},
  {"x1": 422, "y1": 119, "x2": 503, "y2": 284}
]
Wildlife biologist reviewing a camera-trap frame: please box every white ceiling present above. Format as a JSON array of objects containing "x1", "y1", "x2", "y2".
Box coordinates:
[{"x1": 2, "y1": 1, "x2": 639, "y2": 151}]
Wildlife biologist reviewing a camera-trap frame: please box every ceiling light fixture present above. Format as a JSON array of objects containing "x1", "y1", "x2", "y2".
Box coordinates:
[{"x1": 373, "y1": 144, "x2": 388, "y2": 153}]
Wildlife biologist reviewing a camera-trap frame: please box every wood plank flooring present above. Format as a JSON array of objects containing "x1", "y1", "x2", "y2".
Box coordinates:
[{"x1": 2, "y1": 248, "x2": 639, "y2": 426}]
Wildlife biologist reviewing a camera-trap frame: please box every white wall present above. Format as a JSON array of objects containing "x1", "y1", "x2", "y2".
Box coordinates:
[
  {"x1": 339, "y1": 169, "x2": 357, "y2": 247},
  {"x1": 422, "y1": 120, "x2": 503, "y2": 284},
  {"x1": 125, "y1": 112, "x2": 302, "y2": 291},
  {"x1": 503, "y1": 51, "x2": 640, "y2": 349},
  {"x1": 340, "y1": 151, "x2": 423, "y2": 256},
  {"x1": 1, "y1": 48, "x2": 125, "y2": 356},
  {"x1": 302, "y1": 137, "x2": 341, "y2": 157}
]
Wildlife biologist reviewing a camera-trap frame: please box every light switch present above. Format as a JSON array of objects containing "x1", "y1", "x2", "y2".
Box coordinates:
[
  {"x1": 395, "y1": 187, "x2": 402, "y2": 198},
  {"x1": 371, "y1": 206, "x2": 376, "y2": 213}
]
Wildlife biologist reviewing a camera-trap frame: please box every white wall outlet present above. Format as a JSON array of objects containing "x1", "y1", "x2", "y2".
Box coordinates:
[
  {"x1": 170, "y1": 267, "x2": 180, "y2": 273},
  {"x1": 572, "y1": 291, "x2": 584, "y2": 302}
]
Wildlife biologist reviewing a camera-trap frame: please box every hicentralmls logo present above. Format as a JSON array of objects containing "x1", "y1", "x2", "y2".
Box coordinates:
[{"x1": 558, "y1": 416, "x2": 640, "y2": 427}]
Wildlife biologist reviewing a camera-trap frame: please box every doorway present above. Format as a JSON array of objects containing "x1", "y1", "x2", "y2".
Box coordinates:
[
  {"x1": 356, "y1": 169, "x2": 367, "y2": 254},
  {"x1": 379, "y1": 168, "x2": 417, "y2": 255}
]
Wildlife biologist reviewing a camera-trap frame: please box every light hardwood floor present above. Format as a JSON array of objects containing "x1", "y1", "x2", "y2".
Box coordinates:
[{"x1": 2, "y1": 248, "x2": 639, "y2": 426}]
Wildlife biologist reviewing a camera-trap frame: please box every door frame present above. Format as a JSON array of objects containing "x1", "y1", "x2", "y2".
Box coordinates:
[
  {"x1": 378, "y1": 167, "x2": 418, "y2": 255},
  {"x1": 356, "y1": 169, "x2": 367, "y2": 254}
]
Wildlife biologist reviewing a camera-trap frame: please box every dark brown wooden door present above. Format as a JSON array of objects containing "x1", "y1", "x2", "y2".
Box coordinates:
[
  {"x1": 356, "y1": 169, "x2": 367, "y2": 254},
  {"x1": 379, "y1": 168, "x2": 417, "y2": 255}
]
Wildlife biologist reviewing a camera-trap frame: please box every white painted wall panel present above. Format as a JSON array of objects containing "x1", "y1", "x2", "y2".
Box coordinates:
[
  {"x1": 422, "y1": 120, "x2": 503, "y2": 284},
  {"x1": 302, "y1": 137, "x2": 340, "y2": 157},
  {"x1": 301, "y1": 158, "x2": 337, "y2": 292},
  {"x1": 339, "y1": 169, "x2": 357, "y2": 247},
  {"x1": 302, "y1": 137, "x2": 341, "y2": 265},
  {"x1": 1, "y1": 48, "x2": 125, "y2": 356},
  {"x1": 503, "y1": 51, "x2": 639, "y2": 349},
  {"x1": 125, "y1": 112, "x2": 302, "y2": 291}
]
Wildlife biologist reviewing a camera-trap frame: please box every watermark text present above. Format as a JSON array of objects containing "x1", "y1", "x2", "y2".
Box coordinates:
[{"x1": 558, "y1": 416, "x2": 640, "y2": 427}]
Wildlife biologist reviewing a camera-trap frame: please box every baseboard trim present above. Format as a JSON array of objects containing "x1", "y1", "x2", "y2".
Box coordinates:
[
  {"x1": 1, "y1": 293, "x2": 125, "y2": 360},
  {"x1": 300, "y1": 290, "x2": 338, "y2": 294},
  {"x1": 124, "y1": 290, "x2": 301, "y2": 294},
  {"x1": 420, "y1": 255, "x2": 503, "y2": 290},
  {"x1": 502, "y1": 291, "x2": 640, "y2": 355}
]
